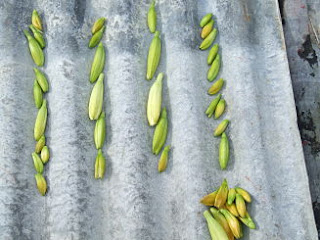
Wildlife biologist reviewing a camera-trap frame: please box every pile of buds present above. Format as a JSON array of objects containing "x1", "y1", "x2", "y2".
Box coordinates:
[{"x1": 201, "y1": 179, "x2": 256, "y2": 239}]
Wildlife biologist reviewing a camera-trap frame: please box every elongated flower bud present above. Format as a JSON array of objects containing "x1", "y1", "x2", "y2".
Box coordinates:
[
  {"x1": 205, "y1": 94, "x2": 221, "y2": 118},
  {"x1": 35, "y1": 135, "x2": 45, "y2": 153},
  {"x1": 35, "y1": 173, "x2": 47, "y2": 196},
  {"x1": 34, "y1": 100, "x2": 47, "y2": 141},
  {"x1": 235, "y1": 187, "x2": 252, "y2": 202},
  {"x1": 214, "y1": 119, "x2": 229, "y2": 137},
  {"x1": 34, "y1": 68, "x2": 49, "y2": 92},
  {"x1": 219, "y1": 132, "x2": 229, "y2": 170},
  {"x1": 41, "y1": 146, "x2": 50, "y2": 164},
  {"x1": 29, "y1": 25, "x2": 45, "y2": 48},
  {"x1": 92, "y1": 17, "x2": 106, "y2": 35},
  {"x1": 33, "y1": 80, "x2": 43, "y2": 109},
  {"x1": 239, "y1": 212, "x2": 256, "y2": 229},
  {"x1": 32, "y1": 10, "x2": 42, "y2": 31},
  {"x1": 148, "y1": 1, "x2": 157, "y2": 33},
  {"x1": 200, "y1": 191, "x2": 217, "y2": 206},
  {"x1": 89, "y1": 26, "x2": 105, "y2": 48},
  {"x1": 225, "y1": 203, "x2": 239, "y2": 217},
  {"x1": 199, "y1": 28, "x2": 217, "y2": 50},
  {"x1": 90, "y1": 42, "x2": 105, "y2": 83},
  {"x1": 207, "y1": 54, "x2": 221, "y2": 82},
  {"x1": 24, "y1": 30, "x2": 44, "y2": 66},
  {"x1": 208, "y1": 78, "x2": 224, "y2": 95},
  {"x1": 235, "y1": 194, "x2": 246, "y2": 218},
  {"x1": 32, "y1": 152, "x2": 43, "y2": 174},
  {"x1": 152, "y1": 108, "x2": 168, "y2": 155},
  {"x1": 147, "y1": 73, "x2": 163, "y2": 126},
  {"x1": 201, "y1": 19, "x2": 214, "y2": 39},
  {"x1": 214, "y1": 179, "x2": 228, "y2": 208},
  {"x1": 146, "y1": 31, "x2": 161, "y2": 80},
  {"x1": 89, "y1": 73, "x2": 104, "y2": 120},
  {"x1": 207, "y1": 43, "x2": 219, "y2": 65},
  {"x1": 203, "y1": 210, "x2": 229, "y2": 240},
  {"x1": 227, "y1": 188, "x2": 236, "y2": 205},
  {"x1": 95, "y1": 149, "x2": 106, "y2": 179},
  {"x1": 200, "y1": 13, "x2": 213, "y2": 27},
  {"x1": 215, "y1": 99, "x2": 226, "y2": 119},
  {"x1": 210, "y1": 207, "x2": 235, "y2": 240},
  {"x1": 94, "y1": 112, "x2": 106, "y2": 149},
  {"x1": 158, "y1": 145, "x2": 170, "y2": 172},
  {"x1": 220, "y1": 209, "x2": 243, "y2": 239}
]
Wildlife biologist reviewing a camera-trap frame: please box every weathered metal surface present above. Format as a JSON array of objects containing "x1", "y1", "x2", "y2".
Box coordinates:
[
  {"x1": 281, "y1": 0, "x2": 320, "y2": 237},
  {"x1": 0, "y1": 0, "x2": 317, "y2": 239}
]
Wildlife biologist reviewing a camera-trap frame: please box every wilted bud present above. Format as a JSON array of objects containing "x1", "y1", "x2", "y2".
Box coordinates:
[
  {"x1": 32, "y1": 152, "x2": 43, "y2": 174},
  {"x1": 208, "y1": 78, "x2": 224, "y2": 95},
  {"x1": 90, "y1": 42, "x2": 105, "y2": 83},
  {"x1": 200, "y1": 191, "x2": 217, "y2": 206},
  {"x1": 235, "y1": 194, "x2": 247, "y2": 218},
  {"x1": 235, "y1": 187, "x2": 252, "y2": 203},
  {"x1": 147, "y1": 73, "x2": 163, "y2": 126},
  {"x1": 95, "y1": 149, "x2": 106, "y2": 179},
  {"x1": 152, "y1": 108, "x2": 168, "y2": 155},
  {"x1": 214, "y1": 179, "x2": 228, "y2": 208},
  {"x1": 201, "y1": 19, "x2": 214, "y2": 39},
  {"x1": 35, "y1": 135, "x2": 45, "y2": 153},
  {"x1": 220, "y1": 209, "x2": 243, "y2": 239},
  {"x1": 35, "y1": 173, "x2": 47, "y2": 196},
  {"x1": 34, "y1": 100, "x2": 47, "y2": 141},
  {"x1": 225, "y1": 203, "x2": 239, "y2": 217},
  {"x1": 158, "y1": 145, "x2": 170, "y2": 172},
  {"x1": 94, "y1": 112, "x2": 106, "y2": 149},
  {"x1": 92, "y1": 17, "x2": 106, "y2": 35},
  {"x1": 41, "y1": 146, "x2": 50, "y2": 164},
  {"x1": 214, "y1": 119, "x2": 229, "y2": 137},
  {"x1": 89, "y1": 73, "x2": 104, "y2": 120},
  {"x1": 215, "y1": 99, "x2": 226, "y2": 119},
  {"x1": 199, "y1": 28, "x2": 217, "y2": 50},
  {"x1": 146, "y1": 31, "x2": 161, "y2": 80},
  {"x1": 32, "y1": 10, "x2": 43, "y2": 31}
]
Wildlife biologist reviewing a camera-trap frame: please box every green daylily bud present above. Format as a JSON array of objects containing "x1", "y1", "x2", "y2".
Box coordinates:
[
  {"x1": 34, "y1": 100, "x2": 47, "y2": 141},
  {"x1": 41, "y1": 146, "x2": 50, "y2": 164},
  {"x1": 89, "y1": 73, "x2": 104, "y2": 120},
  {"x1": 94, "y1": 112, "x2": 106, "y2": 149},
  {"x1": 95, "y1": 149, "x2": 106, "y2": 179},
  {"x1": 90, "y1": 42, "x2": 105, "y2": 83},
  {"x1": 152, "y1": 107, "x2": 168, "y2": 155},
  {"x1": 147, "y1": 73, "x2": 163, "y2": 126},
  {"x1": 146, "y1": 31, "x2": 161, "y2": 80},
  {"x1": 158, "y1": 145, "x2": 170, "y2": 172}
]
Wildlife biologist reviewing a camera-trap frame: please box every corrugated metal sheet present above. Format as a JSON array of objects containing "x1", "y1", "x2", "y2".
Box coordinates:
[
  {"x1": 0, "y1": 0, "x2": 317, "y2": 239},
  {"x1": 281, "y1": 0, "x2": 320, "y2": 236}
]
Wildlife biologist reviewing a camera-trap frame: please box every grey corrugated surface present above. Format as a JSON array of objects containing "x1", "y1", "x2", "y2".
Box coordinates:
[
  {"x1": 0, "y1": 0, "x2": 317, "y2": 239},
  {"x1": 281, "y1": 0, "x2": 320, "y2": 236}
]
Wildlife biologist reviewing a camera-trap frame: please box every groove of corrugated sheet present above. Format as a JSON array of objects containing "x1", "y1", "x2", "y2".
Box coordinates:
[{"x1": 0, "y1": 0, "x2": 317, "y2": 239}]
